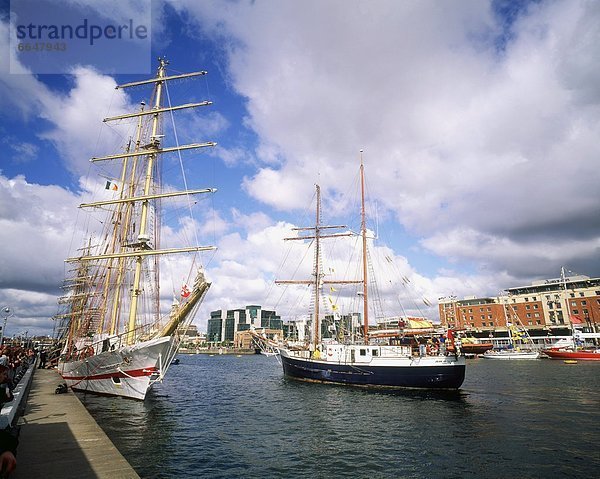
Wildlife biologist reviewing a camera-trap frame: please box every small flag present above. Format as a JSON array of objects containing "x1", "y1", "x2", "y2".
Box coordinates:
[
  {"x1": 327, "y1": 296, "x2": 338, "y2": 311},
  {"x1": 570, "y1": 314, "x2": 584, "y2": 324},
  {"x1": 181, "y1": 284, "x2": 191, "y2": 298},
  {"x1": 105, "y1": 181, "x2": 119, "y2": 191}
]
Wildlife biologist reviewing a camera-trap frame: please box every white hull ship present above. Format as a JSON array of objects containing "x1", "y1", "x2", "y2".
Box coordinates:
[
  {"x1": 277, "y1": 156, "x2": 466, "y2": 390},
  {"x1": 60, "y1": 336, "x2": 172, "y2": 400},
  {"x1": 56, "y1": 59, "x2": 216, "y2": 400}
]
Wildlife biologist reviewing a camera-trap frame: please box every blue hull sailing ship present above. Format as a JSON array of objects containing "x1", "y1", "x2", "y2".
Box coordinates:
[
  {"x1": 277, "y1": 157, "x2": 466, "y2": 389},
  {"x1": 55, "y1": 59, "x2": 216, "y2": 400}
]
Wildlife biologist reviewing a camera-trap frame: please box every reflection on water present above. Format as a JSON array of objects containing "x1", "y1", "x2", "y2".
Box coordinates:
[{"x1": 80, "y1": 355, "x2": 600, "y2": 479}]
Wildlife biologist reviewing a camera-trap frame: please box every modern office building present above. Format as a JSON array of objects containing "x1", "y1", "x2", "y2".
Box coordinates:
[
  {"x1": 207, "y1": 305, "x2": 283, "y2": 344},
  {"x1": 439, "y1": 273, "x2": 600, "y2": 340}
]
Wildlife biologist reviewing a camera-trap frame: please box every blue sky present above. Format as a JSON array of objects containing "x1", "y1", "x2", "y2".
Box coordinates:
[{"x1": 1, "y1": 0, "x2": 599, "y2": 337}]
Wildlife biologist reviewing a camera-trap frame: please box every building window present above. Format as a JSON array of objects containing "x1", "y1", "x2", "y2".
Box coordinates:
[
  {"x1": 533, "y1": 296, "x2": 537, "y2": 301},
  {"x1": 360, "y1": 349, "x2": 366, "y2": 356},
  {"x1": 581, "y1": 300, "x2": 587, "y2": 306},
  {"x1": 526, "y1": 305, "x2": 531, "y2": 310},
  {"x1": 533, "y1": 304, "x2": 539, "y2": 309},
  {"x1": 573, "y1": 309, "x2": 579, "y2": 315},
  {"x1": 579, "y1": 292, "x2": 584, "y2": 297},
  {"x1": 526, "y1": 313, "x2": 531, "y2": 318}
]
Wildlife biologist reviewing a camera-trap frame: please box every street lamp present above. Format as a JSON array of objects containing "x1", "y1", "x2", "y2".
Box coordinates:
[{"x1": 1, "y1": 307, "x2": 12, "y2": 346}]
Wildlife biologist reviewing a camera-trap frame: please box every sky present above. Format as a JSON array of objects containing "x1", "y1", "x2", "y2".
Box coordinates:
[{"x1": 1, "y1": 0, "x2": 599, "y2": 338}]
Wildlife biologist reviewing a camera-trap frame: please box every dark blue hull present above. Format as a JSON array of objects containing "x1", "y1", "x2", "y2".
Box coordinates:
[{"x1": 281, "y1": 355, "x2": 466, "y2": 389}]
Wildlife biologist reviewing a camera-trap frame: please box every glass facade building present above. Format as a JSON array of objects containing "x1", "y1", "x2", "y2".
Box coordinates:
[{"x1": 207, "y1": 305, "x2": 282, "y2": 344}]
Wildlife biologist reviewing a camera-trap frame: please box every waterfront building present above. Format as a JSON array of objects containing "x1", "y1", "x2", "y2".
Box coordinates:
[
  {"x1": 439, "y1": 273, "x2": 600, "y2": 343},
  {"x1": 207, "y1": 305, "x2": 283, "y2": 344}
]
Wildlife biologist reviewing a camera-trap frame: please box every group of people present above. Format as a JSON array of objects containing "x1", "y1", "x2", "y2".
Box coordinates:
[
  {"x1": 0, "y1": 345, "x2": 39, "y2": 477},
  {"x1": 417, "y1": 331, "x2": 462, "y2": 357}
]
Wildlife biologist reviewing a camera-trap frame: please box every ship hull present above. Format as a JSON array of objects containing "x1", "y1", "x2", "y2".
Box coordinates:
[
  {"x1": 280, "y1": 349, "x2": 466, "y2": 389},
  {"x1": 58, "y1": 336, "x2": 174, "y2": 400},
  {"x1": 543, "y1": 349, "x2": 600, "y2": 361}
]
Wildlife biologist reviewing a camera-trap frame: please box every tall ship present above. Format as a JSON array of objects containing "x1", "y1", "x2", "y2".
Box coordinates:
[
  {"x1": 55, "y1": 59, "x2": 216, "y2": 400},
  {"x1": 276, "y1": 156, "x2": 466, "y2": 389}
]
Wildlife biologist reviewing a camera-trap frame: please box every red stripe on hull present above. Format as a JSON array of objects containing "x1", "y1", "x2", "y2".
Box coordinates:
[{"x1": 61, "y1": 367, "x2": 158, "y2": 381}]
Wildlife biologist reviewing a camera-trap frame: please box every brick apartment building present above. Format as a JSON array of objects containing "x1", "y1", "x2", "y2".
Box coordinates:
[{"x1": 439, "y1": 273, "x2": 600, "y2": 340}]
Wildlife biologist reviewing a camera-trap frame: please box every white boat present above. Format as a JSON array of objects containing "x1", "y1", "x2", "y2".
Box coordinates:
[
  {"x1": 56, "y1": 59, "x2": 215, "y2": 400},
  {"x1": 276, "y1": 157, "x2": 466, "y2": 389},
  {"x1": 482, "y1": 349, "x2": 540, "y2": 360},
  {"x1": 482, "y1": 295, "x2": 540, "y2": 361}
]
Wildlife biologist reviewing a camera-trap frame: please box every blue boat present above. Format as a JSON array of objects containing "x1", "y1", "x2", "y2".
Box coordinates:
[{"x1": 276, "y1": 157, "x2": 466, "y2": 390}]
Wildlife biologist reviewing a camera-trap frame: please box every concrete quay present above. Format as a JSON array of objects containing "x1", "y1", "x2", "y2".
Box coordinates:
[{"x1": 12, "y1": 368, "x2": 139, "y2": 479}]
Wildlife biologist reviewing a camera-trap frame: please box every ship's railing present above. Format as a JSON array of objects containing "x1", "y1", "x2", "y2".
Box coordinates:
[
  {"x1": 62, "y1": 321, "x2": 164, "y2": 360},
  {"x1": 0, "y1": 360, "x2": 35, "y2": 428}
]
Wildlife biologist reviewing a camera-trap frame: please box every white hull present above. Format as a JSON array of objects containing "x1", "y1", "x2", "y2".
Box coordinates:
[
  {"x1": 482, "y1": 350, "x2": 540, "y2": 360},
  {"x1": 58, "y1": 336, "x2": 174, "y2": 400}
]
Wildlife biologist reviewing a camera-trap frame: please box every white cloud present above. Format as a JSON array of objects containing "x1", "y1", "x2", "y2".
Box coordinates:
[{"x1": 170, "y1": 0, "x2": 600, "y2": 282}]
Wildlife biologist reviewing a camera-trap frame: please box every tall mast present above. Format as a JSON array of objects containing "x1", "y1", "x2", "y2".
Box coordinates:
[
  {"x1": 561, "y1": 267, "x2": 576, "y2": 341},
  {"x1": 126, "y1": 58, "x2": 166, "y2": 344},
  {"x1": 502, "y1": 298, "x2": 513, "y2": 346},
  {"x1": 313, "y1": 185, "x2": 322, "y2": 346},
  {"x1": 108, "y1": 102, "x2": 146, "y2": 336},
  {"x1": 360, "y1": 150, "x2": 369, "y2": 343},
  {"x1": 275, "y1": 185, "x2": 358, "y2": 349}
]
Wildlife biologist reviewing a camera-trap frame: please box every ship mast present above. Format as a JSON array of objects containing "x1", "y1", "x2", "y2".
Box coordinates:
[
  {"x1": 359, "y1": 151, "x2": 369, "y2": 343},
  {"x1": 67, "y1": 58, "x2": 218, "y2": 345},
  {"x1": 313, "y1": 185, "x2": 322, "y2": 345},
  {"x1": 125, "y1": 58, "x2": 168, "y2": 342},
  {"x1": 276, "y1": 185, "x2": 355, "y2": 349}
]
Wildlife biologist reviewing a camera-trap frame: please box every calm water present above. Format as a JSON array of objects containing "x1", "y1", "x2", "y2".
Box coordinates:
[{"x1": 79, "y1": 355, "x2": 600, "y2": 479}]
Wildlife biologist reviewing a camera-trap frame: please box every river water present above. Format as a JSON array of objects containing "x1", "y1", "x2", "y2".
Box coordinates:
[{"x1": 79, "y1": 354, "x2": 600, "y2": 478}]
